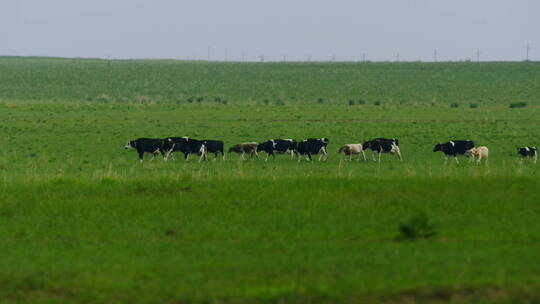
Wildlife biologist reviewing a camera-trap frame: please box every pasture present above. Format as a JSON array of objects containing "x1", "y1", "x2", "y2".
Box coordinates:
[{"x1": 0, "y1": 57, "x2": 540, "y2": 303}]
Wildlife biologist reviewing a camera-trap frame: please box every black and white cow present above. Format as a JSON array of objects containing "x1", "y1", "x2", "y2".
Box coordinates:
[
  {"x1": 517, "y1": 146, "x2": 537, "y2": 163},
  {"x1": 362, "y1": 138, "x2": 401, "y2": 162},
  {"x1": 296, "y1": 138, "x2": 329, "y2": 162},
  {"x1": 124, "y1": 138, "x2": 165, "y2": 162},
  {"x1": 433, "y1": 140, "x2": 474, "y2": 163},
  {"x1": 163, "y1": 137, "x2": 206, "y2": 161},
  {"x1": 257, "y1": 139, "x2": 298, "y2": 161},
  {"x1": 201, "y1": 140, "x2": 225, "y2": 160}
]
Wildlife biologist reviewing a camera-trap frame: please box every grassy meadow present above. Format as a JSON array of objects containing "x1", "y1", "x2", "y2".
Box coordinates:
[{"x1": 1, "y1": 57, "x2": 540, "y2": 303}]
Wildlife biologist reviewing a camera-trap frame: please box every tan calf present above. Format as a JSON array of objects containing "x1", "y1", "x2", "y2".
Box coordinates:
[
  {"x1": 338, "y1": 144, "x2": 366, "y2": 161},
  {"x1": 228, "y1": 142, "x2": 259, "y2": 160},
  {"x1": 465, "y1": 146, "x2": 489, "y2": 165}
]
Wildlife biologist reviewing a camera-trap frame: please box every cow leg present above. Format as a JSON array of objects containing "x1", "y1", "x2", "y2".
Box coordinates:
[
  {"x1": 396, "y1": 149, "x2": 402, "y2": 161},
  {"x1": 150, "y1": 153, "x2": 156, "y2": 161},
  {"x1": 307, "y1": 153, "x2": 312, "y2": 161},
  {"x1": 254, "y1": 150, "x2": 259, "y2": 160},
  {"x1": 372, "y1": 151, "x2": 376, "y2": 162},
  {"x1": 361, "y1": 150, "x2": 366, "y2": 161},
  {"x1": 378, "y1": 152, "x2": 381, "y2": 163},
  {"x1": 318, "y1": 147, "x2": 326, "y2": 161},
  {"x1": 197, "y1": 146, "x2": 206, "y2": 162},
  {"x1": 160, "y1": 150, "x2": 166, "y2": 161},
  {"x1": 138, "y1": 152, "x2": 144, "y2": 163},
  {"x1": 265, "y1": 153, "x2": 269, "y2": 162},
  {"x1": 163, "y1": 150, "x2": 170, "y2": 161},
  {"x1": 240, "y1": 152, "x2": 245, "y2": 160},
  {"x1": 454, "y1": 156, "x2": 459, "y2": 164},
  {"x1": 444, "y1": 155, "x2": 448, "y2": 164},
  {"x1": 534, "y1": 156, "x2": 537, "y2": 164}
]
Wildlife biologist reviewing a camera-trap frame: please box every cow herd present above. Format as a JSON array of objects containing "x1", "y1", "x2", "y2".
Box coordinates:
[{"x1": 124, "y1": 137, "x2": 538, "y2": 164}]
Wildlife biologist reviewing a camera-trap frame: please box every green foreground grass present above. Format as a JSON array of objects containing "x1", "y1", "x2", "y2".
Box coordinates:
[
  {"x1": 1, "y1": 58, "x2": 540, "y2": 303},
  {"x1": 1, "y1": 176, "x2": 540, "y2": 303}
]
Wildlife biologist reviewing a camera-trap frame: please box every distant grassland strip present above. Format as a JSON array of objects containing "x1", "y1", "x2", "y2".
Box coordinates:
[{"x1": 1, "y1": 57, "x2": 539, "y2": 106}]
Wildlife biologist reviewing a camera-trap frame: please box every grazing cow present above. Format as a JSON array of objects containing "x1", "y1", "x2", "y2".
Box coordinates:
[
  {"x1": 124, "y1": 138, "x2": 165, "y2": 162},
  {"x1": 517, "y1": 146, "x2": 537, "y2": 163},
  {"x1": 228, "y1": 142, "x2": 259, "y2": 160},
  {"x1": 433, "y1": 140, "x2": 474, "y2": 163},
  {"x1": 163, "y1": 137, "x2": 206, "y2": 161},
  {"x1": 362, "y1": 138, "x2": 402, "y2": 162},
  {"x1": 200, "y1": 140, "x2": 225, "y2": 160},
  {"x1": 296, "y1": 138, "x2": 329, "y2": 161},
  {"x1": 465, "y1": 146, "x2": 489, "y2": 165},
  {"x1": 338, "y1": 144, "x2": 366, "y2": 161},
  {"x1": 257, "y1": 139, "x2": 298, "y2": 161}
]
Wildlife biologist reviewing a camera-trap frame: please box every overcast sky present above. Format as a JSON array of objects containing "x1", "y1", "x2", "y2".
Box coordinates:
[{"x1": 2, "y1": 0, "x2": 538, "y2": 61}]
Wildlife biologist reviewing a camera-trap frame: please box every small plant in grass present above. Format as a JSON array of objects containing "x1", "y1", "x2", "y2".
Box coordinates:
[
  {"x1": 396, "y1": 213, "x2": 437, "y2": 241},
  {"x1": 317, "y1": 98, "x2": 324, "y2": 104},
  {"x1": 348, "y1": 100, "x2": 355, "y2": 106},
  {"x1": 509, "y1": 102, "x2": 527, "y2": 108},
  {"x1": 469, "y1": 103, "x2": 478, "y2": 108},
  {"x1": 374, "y1": 100, "x2": 381, "y2": 106},
  {"x1": 450, "y1": 102, "x2": 459, "y2": 108},
  {"x1": 358, "y1": 99, "x2": 366, "y2": 105},
  {"x1": 263, "y1": 99, "x2": 269, "y2": 105},
  {"x1": 196, "y1": 97, "x2": 204, "y2": 103},
  {"x1": 221, "y1": 99, "x2": 228, "y2": 105},
  {"x1": 187, "y1": 97, "x2": 194, "y2": 103}
]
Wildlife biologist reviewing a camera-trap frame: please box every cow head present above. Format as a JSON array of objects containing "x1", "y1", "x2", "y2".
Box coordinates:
[
  {"x1": 464, "y1": 148, "x2": 475, "y2": 157},
  {"x1": 433, "y1": 143, "x2": 442, "y2": 152},
  {"x1": 161, "y1": 138, "x2": 174, "y2": 151},
  {"x1": 228, "y1": 145, "x2": 240, "y2": 153},
  {"x1": 124, "y1": 141, "x2": 135, "y2": 149}
]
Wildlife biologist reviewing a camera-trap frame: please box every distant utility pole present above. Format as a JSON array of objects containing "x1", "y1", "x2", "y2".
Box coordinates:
[
  {"x1": 526, "y1": 43, "x2": 530, "y2": 61},
  {"x1": 433, "y1": 49, "x2": 438, "y2": 62},
  {"x1": 396, "y1": 53, "x2": 400, "y2": 62},
  {"x1": 476, "y1": 49, "x2": 481, "y2": 62},
  {"x1": 283, "y1": 55, "x2": 286, "y2": 62}
]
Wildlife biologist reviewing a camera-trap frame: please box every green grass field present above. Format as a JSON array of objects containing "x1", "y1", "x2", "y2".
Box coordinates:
[{"x1": 1, "y1": 57, "x2": 539, "y2": 303}]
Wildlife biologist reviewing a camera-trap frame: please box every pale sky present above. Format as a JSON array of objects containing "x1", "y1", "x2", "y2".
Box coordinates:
[{"x1": 2, "y1": 0, "x2": 538, "y2": 61}]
